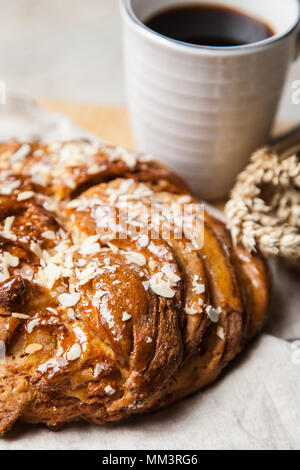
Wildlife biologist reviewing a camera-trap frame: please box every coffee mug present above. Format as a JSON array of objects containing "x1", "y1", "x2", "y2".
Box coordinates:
[{"x1": 121, "y1": 0, "x2": 300, "y2": 200}]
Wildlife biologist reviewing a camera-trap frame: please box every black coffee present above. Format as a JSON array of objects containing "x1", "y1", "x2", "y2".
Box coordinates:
[{"x1": 145, "y1": 4, "x2": 274, "y2": 47}]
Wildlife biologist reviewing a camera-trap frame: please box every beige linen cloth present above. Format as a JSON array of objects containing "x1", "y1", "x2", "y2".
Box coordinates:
[{"x1": 0, "y1": 95, "x2": 299, "y2": 450}]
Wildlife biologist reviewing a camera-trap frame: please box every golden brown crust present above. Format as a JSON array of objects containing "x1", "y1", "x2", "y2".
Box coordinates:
[{"x1": 0, "y1": 141, "x2": 270, "y2": 435}]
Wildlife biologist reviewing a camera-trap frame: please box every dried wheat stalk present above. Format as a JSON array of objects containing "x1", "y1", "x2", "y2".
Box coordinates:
[{"x1": 225, "y1": 129, "x2": 300, "y2": 266}]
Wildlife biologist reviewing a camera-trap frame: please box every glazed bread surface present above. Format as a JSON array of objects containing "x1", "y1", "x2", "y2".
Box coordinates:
[{"x1": 0, "y1": 141, "x2": 270, "y2": 434}]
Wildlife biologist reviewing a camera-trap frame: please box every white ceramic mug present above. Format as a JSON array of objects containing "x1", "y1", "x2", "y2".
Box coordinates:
[{"x1": 121, "y1": 0, "x2": 300, "y2": 200}]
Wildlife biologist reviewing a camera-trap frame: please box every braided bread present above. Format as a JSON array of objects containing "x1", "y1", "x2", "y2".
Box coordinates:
[{"x1": 0, "y1": 141, "x2": 270, "y2": 435}]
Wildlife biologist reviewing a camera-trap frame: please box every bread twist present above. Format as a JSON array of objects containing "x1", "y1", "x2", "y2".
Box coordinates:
[{"x1": 0, "y1": 141, "x2": 270, "y2": 434}]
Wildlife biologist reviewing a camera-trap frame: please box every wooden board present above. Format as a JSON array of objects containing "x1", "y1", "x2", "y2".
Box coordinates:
[{"x1": 38, "y1": 99, "x2": 135, "y2": 150}]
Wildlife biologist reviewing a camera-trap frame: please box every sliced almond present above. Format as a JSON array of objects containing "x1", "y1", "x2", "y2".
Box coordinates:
[
  {"x1": 93, "y1": 363, "x2": 105, "y2": 378},
  {"x1": 126, "y1": 252, "x2": 146, "y2": 267},
  {"x1": 12, "y1": 312, "x2": 30, "y2": 320},
  {"x1": 27, "y1": 318, "x2": 40, "y2": 334},
  {"x1": 3, "y1": 251, "x2": 19, "y2": 267},
  {"x1": 17, "y1": 191, "x2": 34, "y2": 201},
  {"x1": 161, "y1": 264, "x2": 181, "y2": 283},
  {"x1": 66, "y1": 343, "x2": 81, "y2": 361},
  {"x1": 192, "y1": 275, "x2": 205, "y2": 295},
  {"x1": 30, "y1": 241, "x2": 43, "y2": 258},
  {"x1": 0, "y1": 180, "x2": 21, "y2": 195},
  {"x1": 4, "y1": 216, "x2": 15, "y2": 232},
  {"x1": 149, "y1": 273, "x2": 175, "y2": 299},
  {"x1": 122, "y1": 312, "x2": 132, "y2": 321},
  {"x1": 185, "y1": 306, "x2": 199, "y2": 315},
  {"x1": 206, "y1": 306, "x2": 222, "y2": 323},
  {"x1": 137, "y1": 234, "x2": 149, "y2": 248},
  {"x1": 58, "y1": 292, "x2": 81, "y2": 308},
  {"x1": 10, "y1": 144, "x2": 31, "y2": 163},
  {"x1": 42, "y1": 230, "x2": 56, "y2": 240},
  {"x1": 104, "y1": 384, "x2": 116, "y2": 395},
  {"x1": 25, "y1": 343, "x2": 43, "y2": 354},
  {"x1": 217, "y1": 326, "x2": 225, "y2": 340}
]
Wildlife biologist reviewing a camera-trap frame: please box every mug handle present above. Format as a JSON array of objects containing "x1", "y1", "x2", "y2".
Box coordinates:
[
  {"x1": 296, "y1": 27, "x2": 300, "y2": 59},
  {"x1": 270, "y1": 124, "x2": 300, "y2": 152}
]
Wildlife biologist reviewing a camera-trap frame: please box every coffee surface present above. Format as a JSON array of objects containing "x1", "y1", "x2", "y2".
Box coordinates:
[{"x1": 145, "y1": 4, "x2": 274, "y2": 47}]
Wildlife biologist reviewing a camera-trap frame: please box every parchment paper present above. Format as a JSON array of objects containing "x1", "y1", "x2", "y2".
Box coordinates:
[{"x1": 0, "y1": 95, "x2": 299, "y2": 450}]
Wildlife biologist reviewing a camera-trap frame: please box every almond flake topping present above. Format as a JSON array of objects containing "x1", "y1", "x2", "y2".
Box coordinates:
[
  {"x1": 148, "y1": 260, "x2": 156, "y2": 271},
  {"x1": 10, "y1": 144, "x2": 31, "y2": 164},
  {"x1": 149, "y1": 273, "x2": 176, "y2": 299},
  {"x1": 67, "y1": 308, "x2": 76, "y2": 320},
  {"x1": 177, "y1": 195, "x2": 192, "y2": 204},
  {"x1": 46, "y1": 307, "x2": 58, "y2": 315},
  {"x1": 30, "y1": 162, "x2": 51, "y2": 187},
  {"x1": 93, "y1": 363, "x2": 105, "y2": 378},
  {"x1": 185, "y1": 306, "x2": 199, "y2": 315},
  {"x1": 206, "y1": 306, "x2": 222, "y2": 323},
  {"x1": 12, "y1": 312, "x2": 30, "y2": 320},
  {"x1": 65, "y1": 253, "x2": 74, "y2": 269},
  {"x1": 126, "y1": 252, "x2": 146, "y2": 267},
  {"x1": 42, "y1": 230, "x2": 56, "y2": 240},
  {"x1": 44, "y1": 263, "x2": 61, "y2": 289},
  {"x1": 0, "y1": 264, "x2": 9, "y2": 282},
  {"x1": 76, "y1": 262, "x2": 98, "y2": 285},
  {"x1": 217, "y1": 326, "x2": 225, "y2": 340},
  {"x1": 137, "y1": 234, "x2": 150, "y2": 248},
  {"x1": 27, "y1": 318, "x2": 40, "y2": 334},
  {"x1": 0, "y1": 180, "x2": 21, "y2": 195},
  {"x1": 25, "y1": 343, "x2": 43, "y2": 355},
  {"x1": 87, "y1": 163, "x2": 103, "y2": 175},
  {"x1": 122, "y1": 312, "x2": 131, "y2": 321},
  {"x1": 92, "y1": 290, "x2": 107, "y2": 309},
  {"x1": 66, "y1": 343, "x2": 81, "y2": 361},
  {"x1": 77, "y1": 258, "x2": 87, "y2": 267},
  {"x1": 17, "y1": 191, "x2": 34, "y2": 201},
  {"x1": 111, "y1": 147, "x2": 136, "y2": 167},
  {"x1": 104, "y1": 385, "x2": 116, "y2": 396},
  {"x1": 161, "y1": 264, "x2": 181, "y2": 283},
  {"x1": 58, "y1": 292, "x2": 81, "y2": 308},
  {"x1": 94, "y1": 290, "x2": 107, "y2": 299},
  {"x1": 142, "y1": 280, "x2": 149, "y2": 291},
  {"x1": 4, "y1": 216, "x2": 15, "y2": 232},
  {"x1": 2, "y1": 251, "x2": 19, "y2": 267},
  {"x1": 192, "y1": 275, "x2": 205, "y2": 295},
  {"x1": 107, "y1": 242, "x2": 119, "y2": 253},
  {"x1": 79, "y1": 235, "x2": 101, "y2": 255},
  {"x1": 118, "y1": 178, "x2": 134, "y2": 194},
  {"x1": 30, "y1": 241, "x2": 43, "y2": 258},
  {"x1": 67, "y1": 199, "x2": 82, "y2": 209}
]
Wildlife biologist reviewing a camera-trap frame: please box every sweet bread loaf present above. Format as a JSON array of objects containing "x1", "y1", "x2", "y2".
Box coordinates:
[{"x1": 0, "y1": 141, "x2": 270, "y2": 434}]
